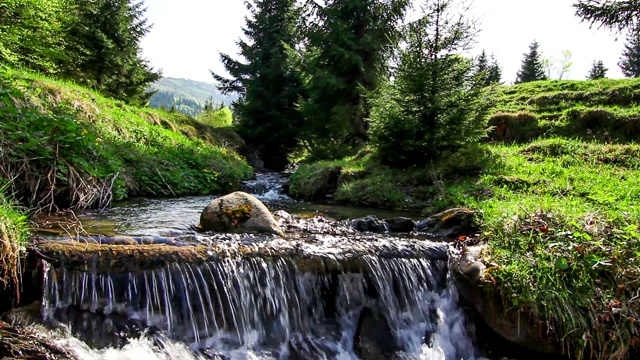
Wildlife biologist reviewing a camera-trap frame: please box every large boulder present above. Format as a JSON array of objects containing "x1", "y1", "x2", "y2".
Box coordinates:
[
  {"x1": 417, "y1": 208, "x2": 478, "y2": 238},
  {"x1": 354, "y1": 307, "x2": 399, "y2": 360},
  {"x1": 199, "y1": 192, "x2": 283, "y2": 236}
]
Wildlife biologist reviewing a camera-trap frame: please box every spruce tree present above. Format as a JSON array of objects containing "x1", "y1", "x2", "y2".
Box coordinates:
[
  {"x1": 370, "y1": 0, "x2": 488, "y2": 166},
  {"x1": 475, "y1": 50, "x2": 501, "y2": 86},
  {"x1": 62, "y1": 0, "x2": 160, "y2": 105},
  {"x1": 619, "y1": 26, "x2": 640, "y2": 78},
  {"x1": 213, "y1": 0, "x2": 303, "y2": 170},
  {"x1": 488, "y1": 54, "x2": 502, "y2": 84},
  {"x1": 298, "y1": 0, "x2": 410, "y2": 160},
  {"x1": 587, "y1": 60, "x2": 608, "y2": 79},
  {"x1": 515, "y1": 41, "x2": 547, "y2": 84},
  {"x1": 574, "y1": 0, "x2": 640, "y2": 32}
]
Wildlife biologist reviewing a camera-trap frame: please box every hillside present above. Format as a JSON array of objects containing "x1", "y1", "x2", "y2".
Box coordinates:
[
  {"x1": 0, "y1": 68, "x2": 252, "y2": 210},
  {"x1": 148, "y1": 77, "x2": 237, "y2": 116}
]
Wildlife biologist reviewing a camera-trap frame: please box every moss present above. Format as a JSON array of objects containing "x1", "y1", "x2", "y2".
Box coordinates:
[{"x1": 221, "y1": 204, "x2": 253, "y2": 226}]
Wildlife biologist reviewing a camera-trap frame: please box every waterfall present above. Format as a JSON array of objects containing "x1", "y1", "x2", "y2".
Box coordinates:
[
  {"x1": 42, "y1": 250, "x2": 480, "y2": 359},
  {"x1": 241, "y1": 173, "x2": 291, "y2": 201}
]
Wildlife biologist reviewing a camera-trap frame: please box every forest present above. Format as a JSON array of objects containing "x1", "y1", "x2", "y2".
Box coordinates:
[{"x1": 1, "y1": 0, "x2": 640, "y2": 359}]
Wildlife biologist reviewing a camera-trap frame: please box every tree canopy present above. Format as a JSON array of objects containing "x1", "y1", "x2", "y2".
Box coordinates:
[
  {"x1": 515, "y1": 41, "x2": 547, "y2": 83},
  {"x1": 619, "y1": 26, "x2": 640, "y2": 77}
]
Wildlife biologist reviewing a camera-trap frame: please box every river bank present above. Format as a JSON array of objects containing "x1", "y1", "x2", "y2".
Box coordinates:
[{"x1": 287, "y1": 78, "x2": 640, "y2": 359}]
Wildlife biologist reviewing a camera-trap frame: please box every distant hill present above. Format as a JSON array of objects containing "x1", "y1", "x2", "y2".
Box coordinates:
[{"x1": 148, "y1": 78, "x2": 238, "y2": 117}]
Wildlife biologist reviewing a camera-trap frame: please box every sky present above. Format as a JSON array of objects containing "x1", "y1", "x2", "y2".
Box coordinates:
[{"x1": 140, "y1": 0, "x2": 627, "y2": 84}]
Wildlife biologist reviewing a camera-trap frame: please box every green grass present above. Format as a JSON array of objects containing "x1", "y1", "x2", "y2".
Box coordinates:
[
  {"x1": 289, "y1": 77, "x2": 640, "y2": 358},
  {"x1": 489, "y1": 78, "x2": 640, "y2": 143},
  {"x1": 0, "y1": 67, "x2": 253, "y2": 210}
]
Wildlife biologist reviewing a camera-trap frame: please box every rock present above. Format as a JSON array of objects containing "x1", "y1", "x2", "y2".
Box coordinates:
[
  {"x1": 0, "y1": 322, "x2": 77, "y2": 359},
  {"x1": 452, "y1": 245, "x2": 565, "y2": 356},
  {"x1": 199, "y1": 192, "x2": 283, "y2": 236},
  {"x1": 384, "y1": 217, "x2": 416, "y2": 232},
  {"x1": 351, "y1": 215, "x2": 388, "y2": 233},
  {"x1": 354, "y1": 307, "x2": 399, "y2": 360},
  {"x1": 417, "y1": 208, "x2": 478, "y2": 238},
  {"x1": 273, "y1": 210, "x2": 293, "y2": 222}
]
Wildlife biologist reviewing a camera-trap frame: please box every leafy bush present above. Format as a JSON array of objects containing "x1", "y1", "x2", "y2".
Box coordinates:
[{"x1": 198, "y1": 107, "x2": 233, "y2": 127}]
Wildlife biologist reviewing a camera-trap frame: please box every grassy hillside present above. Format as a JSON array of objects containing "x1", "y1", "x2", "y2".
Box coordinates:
[
  {"x1": 0, "y1": 67, "x2": 252, "y2": 211},
  {"x1": 289, "y1": 78, "x2": 640, "y2": 359},
  {"x1": 488, "y1": 78, "x2": 640, "y2": 143}
]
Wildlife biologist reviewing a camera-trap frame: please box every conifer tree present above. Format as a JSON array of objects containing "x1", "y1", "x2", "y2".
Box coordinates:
[
  {"x1": 515, "y1": 41, "x2": 547, "y2": 83},
  {"x1": 370, "y1": 0, "x2": 488, "y2": 166},
  {"x1": 298, "y1": 0, "x2": 410, "y2": 159},
  {"x1": 62, "y1": 0, "x2": 160, "y2": 105},
  {"x1": 213, "y1": 0, "x2": 303, "y2": 170},
  {"x1": 488, "y1": 54, "x2": 502, "y2": 84},
  {"x1": 475, "y1": 50, "x2": 501, "y2": 86},
  {"x1": 587, "y1": 59, "x2": 608, "y2": 79},
  {"x1": 574, "y1": 0, "x2": 640, "y2": 32},
  {"x1": 619, "y1": 26, "x2": 640, "y2": 78}
]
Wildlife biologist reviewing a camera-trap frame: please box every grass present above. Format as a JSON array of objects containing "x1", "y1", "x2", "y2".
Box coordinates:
[
  {"x1": 0, "y1": 67, "x2": 253, "y2": 210},
  {"x1": 288, "y1": 77, "x2": 640, "y2": 359},
  {"x1": 0, "y1": 185, "x2": 29, "y2": 301}
]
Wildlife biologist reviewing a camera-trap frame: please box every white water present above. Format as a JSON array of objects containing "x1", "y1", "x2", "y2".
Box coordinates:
[{"x1": 36, "y1": 173, "x2": 488, "y2": 359}]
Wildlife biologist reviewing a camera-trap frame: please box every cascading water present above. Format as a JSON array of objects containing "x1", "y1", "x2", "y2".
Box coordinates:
[
  {"x1": 30, "y1": 172, "x2": 488, "y2": 359},
  {"x1": 42, "y1": 250, "x2": 479, "y2": 359}
]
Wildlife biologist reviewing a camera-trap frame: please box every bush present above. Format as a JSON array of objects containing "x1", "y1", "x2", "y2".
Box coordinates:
[
  {"x1": 198, "y1": 107, "x2": 233, "y2": 127},
  {"x1": 487, "y1": 112, "x2": 539, "y2": 142}
]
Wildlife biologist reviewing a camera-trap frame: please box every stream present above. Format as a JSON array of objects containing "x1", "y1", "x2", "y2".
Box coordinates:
[{"x1": 26, "y1": 173, "x2": 495, "y2": 360}]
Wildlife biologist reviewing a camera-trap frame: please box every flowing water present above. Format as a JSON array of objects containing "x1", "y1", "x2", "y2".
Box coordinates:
[{"x1": 33, "y1": 173, "x2": 489, "y2": 360}]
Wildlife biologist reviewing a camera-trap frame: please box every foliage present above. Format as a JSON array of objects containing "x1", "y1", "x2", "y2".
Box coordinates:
[
  {"x1": 369, "y1": 0, "x2": 489, "y2": 166},
  {"x1": 198, "y1": 106, "x2": 233, "y2": 128},
  {"x1": 574, "y1": 0, "x2": 640, "y2": 31},
  {"x1": 619, "y1": 26, "x2": 640, "y2": 78},
  {"x1": 587, "y1": 59, "x2": 608, "y2": 79},
  {"x1": 0, "y1": 68, "x2": 252, "y2": 210},
  {"x1": 149, "y1": 91, "x2": 203, "y2": 117},
  {"x1": 213, "y1": 0, "x2": 304, "y2": 170},
  {"x1": 297, "y1": 0, "x2": 410, "y2": 160},
  {"x1": 61, "y1": 0, "x2": 161, "y2": 105},
  {"x1": 515, "y1": 40, "x2": 548, "y2": 83},
  {"x1": 0, "y1": 186, "x2": 29, "y2": 301},
  {"x1": 0, "y1": 0, "x2": 69, "y2": 73},
  {"x1": 475, "y1": 49, "x2": 502, "y2": 86}
]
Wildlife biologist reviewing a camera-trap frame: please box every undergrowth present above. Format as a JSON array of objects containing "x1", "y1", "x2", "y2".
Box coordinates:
[
  {"x1": 0, "y1": 67, "x2": 252, "y2": 211},
  {"x1": 0, "y1": 185, "x2": 29, "y2": 301}
]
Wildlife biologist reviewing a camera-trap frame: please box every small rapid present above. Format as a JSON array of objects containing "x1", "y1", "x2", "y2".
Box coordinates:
[{"x1": 29, "y1": 173, "x2": 489, "y2": 359}]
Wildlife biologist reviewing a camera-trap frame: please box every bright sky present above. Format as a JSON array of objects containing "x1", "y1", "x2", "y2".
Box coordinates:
[{"x1": 140, "y1": 0, "x2": 626, "y2": 84}]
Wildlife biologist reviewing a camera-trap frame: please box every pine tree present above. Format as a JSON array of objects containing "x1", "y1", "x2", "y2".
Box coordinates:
[
  {"x1": 574, "y1": 0, "x2": 640, "y2": 32},
  {"x1": 298, "y1": 0, "x2": 410, "y2": 160},
  {"x1": 370, "y1": 0, "x2": 488, "y2": 166},
  {"x1": 619, "y1": 26, "x2": 640, "y2": 78},
  {"x1": 488, "y1": 54, "x2": 502, "y2": 84},
  {"x1": 61, "y1": 0, "x2": 161, "y2": 105},
  {"x1": 515, "y1": 41, "x2": 547, "y2": 84},
  {"x1": 587, "y1": 59, "x2": 608, "y2": 79},
  {"x1": 475, "y1": 50, "x2": 501, "y2": 86},
  {"x1": 213, "y1": 0, "x2": 304, "y2": 170}
]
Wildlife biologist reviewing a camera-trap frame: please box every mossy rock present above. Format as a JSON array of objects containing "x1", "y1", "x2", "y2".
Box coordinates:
[{"x1": 199, "y1": 191, "x2": 283, "y2": 236}]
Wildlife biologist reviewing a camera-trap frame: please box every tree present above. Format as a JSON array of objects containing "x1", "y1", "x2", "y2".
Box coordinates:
[
  {"x1": 61, "y1": 0, "x2": 161, "y2": 105},
  {"x1": 298, "y1": 0, "x2": 410, "y2": 160},
  {"x1": 213, "y1": 0, "x2": 304, "y2": 170},
  {"x1": 516, "y1": 41, "x2": 547, "y2": 83},
  {"x1": 487, "y1": 54, "x2": 502, "y2": 84},
  {"x1": 475, "y1": 50, "x2": 501, "y2": 86},
  {"x1": 370, "y1": 0, "x2": 488, "y2": 166},
  {"x1": 0, "y1": 0, "x2": 70, "y2": 73},
  {"x1": 619, "y1": 26, "x2": 640, "y2": 77},
  {"x1": 587, "y1": 59, "x2": 608, "y2": 79},
  {"x1": 574, "y1": 0, "x2": 640, "y2": 32}
]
